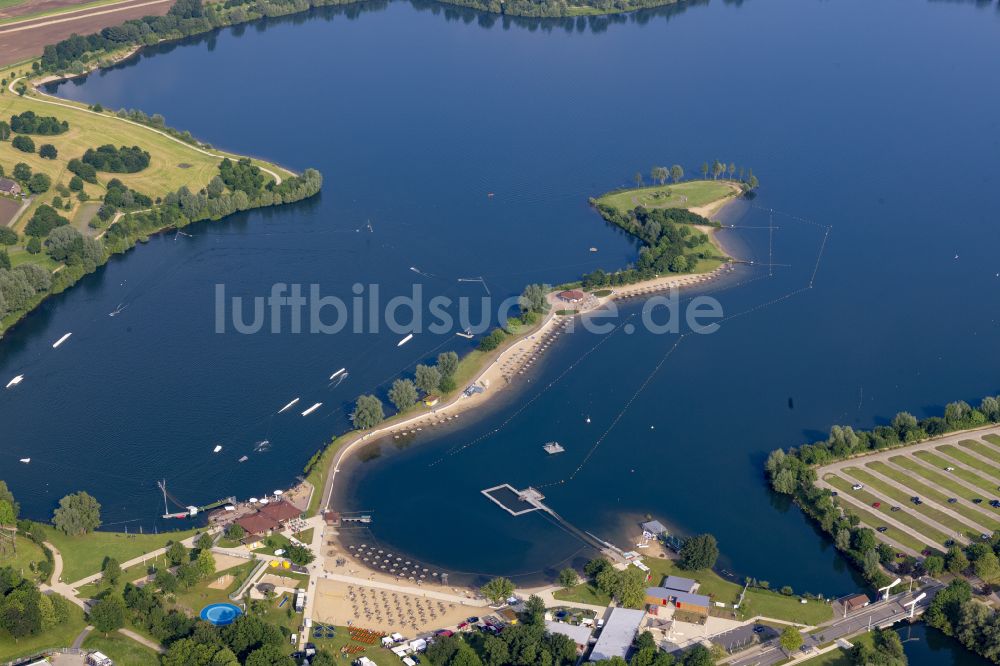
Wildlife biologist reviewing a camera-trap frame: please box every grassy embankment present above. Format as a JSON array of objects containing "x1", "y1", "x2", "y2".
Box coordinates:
[
  {"x1": 554, "y1": 556, "x2": 832, "y2": 626},
  {"x1": 0, "y1": 536, "x2": 48, "y2": 582},
  {"x1": 593, "y1": 179, "x2": 737, "y2": 274},
  {"x1": 82, "y1": 633, "x2": 161, "y2": 666}
]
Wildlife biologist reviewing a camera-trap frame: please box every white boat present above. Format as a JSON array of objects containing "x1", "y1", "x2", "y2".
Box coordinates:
[
  {"x1": 278, "y1": 397, "x2": 300, "y2": 414},
  {"x1": 238, "y1": 455, "x2": 249, "y2": 463},
  {"x1": 456, "y1": 329, "x2": 474, "y2": 339},
  {"x1": 213, "y1": 445, "x2": 223, "y2": 453},
  {"x1": 329, "y1": 368, "x2": 346, "y2": 380},
  {"x1": 5, "y1": 375, "x2": 24, "y2": 389},
  {"x1": 52, "y1": 332, "x2": 72, "y2": 349},
  {"x1": 397, "y1": 333, "x2": 414, "y2": 347},
  {"x1": 301, "y1": 402, "x2": 322, "y2": 417},
  {"x1": 19, "y1": 458, "x2": 30, "y2": 464}
]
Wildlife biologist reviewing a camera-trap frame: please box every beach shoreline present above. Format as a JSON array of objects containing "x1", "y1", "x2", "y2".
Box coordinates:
[{"x1": 315, "y1": 191, "x2": 746, "y2": 527}]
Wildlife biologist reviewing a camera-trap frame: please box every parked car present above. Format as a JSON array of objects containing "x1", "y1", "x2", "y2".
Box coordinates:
[
  {"x1": 852, "y1": 484, "x2": 863, "y2": 491},
  {"x1": 753, "y1": 626, "x2": 765, "y2": 634},
  {"x1": 945, "y1": 466, "x2": 955, "y2": 471},
  {"x1": 890, "y1": 506, "x2": 901, "y2": 512},
  {"x1": 872, "y1": 501, "x2": 881, "y2": 508},
  {"x1": 877, "y1": 526, "x2": 888, "y2": 533},
  {"x1": 973, "y1": 498, "x2": 983, "y2": 504},
  {"x1": 466, "y1": 617, "x2": 480, "y2": 623},
  {"x1": 945, "y1": 540, "x2": 956, "y2": 547},
  {"x1": 990, "y1": 500, "x2": 1000, "y2": 508},
  {"x1": 948, "y1": 498, "x2": 958, "y2": 503}
]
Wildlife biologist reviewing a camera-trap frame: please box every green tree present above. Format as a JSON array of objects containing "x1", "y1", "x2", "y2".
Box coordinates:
[
  {"x1": 634, "y1": 172, "x2": 643, "y2": 188},
  {"x1": 651, "y1": 166, "x2": 668, "y2": 185},
  {"x1": 388, "y1": 378, "x2": 418, "y2": 411},
  {"x1": 678, "y1": 534, "x2": 719, "y2": 570},
  {"x1": 480, "y1": 576, "x2": 515, "y2": 605},
  {"x1": 224, "y1": 523, "x2": 245, "y2": 541},
  {"x1": 779, "y1": 626, "x2": 803, "y2": 652},
  {"x1": 52, "y1": 491, "x2": 101, "y2": 535},
  {"x1": 415, "y1": 364, "x2": 441, "y2": 394},
  {"x1": 670, "y1": 164, "x2": 684, "y2": 183},
  {"x1": 38, "y1": 144, "x2": 57, "y2": 159},
  {"x1": 351, "y1": 394, "x2": 384, "y2": 429},
  {"x1": 12, "y1": 162, "x2": 31, "y2": 181},
  {"x1": 974, "y1": 550, "x2": 1000, "y2": 582},
  {"x1": 195, "y1": 532, "x2": 214, "y2": 551},
  {"x1": 196, "y1": 548, "x2": 216, "y2": 578},
  {"x1": 68, "y1": 175, "x2": 84, "y2": 191},
  {"x1": 102, "y1": 557, "x2": 122, "y2": 586},
  {"x1": 520, "y1": 283, "x2": 548, "y2": 313},
  {"x1": 558, "y1": 568, "x2": 578, "y2": 588},
  {"x1": 437, "y1": 351, "x2": 459, "y2": 378},
  {"x1": 166, "y1": 540, "x2": 188, "y2": 566},
  {"x1": 11, "y1": 135, "x2": 34, "y2": 153},
  {"x1": 27, "y1": 172, "x2": 51, "y2": 193},
  {"x1": 711, "y1": 160, "x2": 724, "y2": 180},
  {"x1": 700, "y1": 162, "x2": 709, "y2": 179},
  {"x1": 923, "y1": 554, "x2": 945, "y2": 576},
  {"x1": 946, "y1": 546, "x2": 969, "y2": 575},
  {"x1": 522, "y1": 594, "x2": 545, "y2": 624},
  {"x1": 727, "y1": 162, "x2": 735, "y2": 180},
  {"x1": 746, "y1": 169, "x2": 759, "y2": 190},
  {"x1": 90, "y1": 593, "x2": 126, "y2": 634}
]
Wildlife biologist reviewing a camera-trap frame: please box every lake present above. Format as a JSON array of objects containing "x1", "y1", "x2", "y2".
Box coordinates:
[{"x1": 5, "y1": 0, "x2": 1000, "y2": 628}]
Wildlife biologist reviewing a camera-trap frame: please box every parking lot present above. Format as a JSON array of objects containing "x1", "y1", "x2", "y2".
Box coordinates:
[{"x1": 818, "y1": 429, "x2": 1000, "y2": 556}]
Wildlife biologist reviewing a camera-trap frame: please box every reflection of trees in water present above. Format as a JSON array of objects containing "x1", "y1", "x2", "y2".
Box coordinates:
[
  {"x1": 43, "y1": 0, "x2": 734, "y2": 91},
  {"x1": 407, "y1": 0, "x2": 715, "y2": 34}
]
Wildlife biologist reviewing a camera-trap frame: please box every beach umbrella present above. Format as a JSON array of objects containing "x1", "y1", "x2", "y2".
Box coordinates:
[
  {"x1": 269, "y1": 561, "x2": 278, "y2": 568},
  {"x1": 249, "y1": 498, "x2": 259, "y2": 503},
  {"x1": 282, "y1": 561, "x2": 290, "y2": 569},
  {"x1": 274, "y1": 489, "x2": 283, "y2": 496}
]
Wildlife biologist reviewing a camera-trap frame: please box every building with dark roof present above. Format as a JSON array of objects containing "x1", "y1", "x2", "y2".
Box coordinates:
[
  {"x1": 662, "y1": 575, "x2": 697, "y2": 594},
  {"x1": 258, "y1": 500, "x2": 301, "y2": 524},
  {"x1": 557, "y1": 289, "x2": 585, "y2": 303},
  {"x1": 0, "y1": 178, "x2": 21, "y2": 196},
  {"x1": 235, "y1": 512, "x2": 280, "y2": 536},
  {"x1": 644, "y1": 587, "x2": 711, "y2": 618}
]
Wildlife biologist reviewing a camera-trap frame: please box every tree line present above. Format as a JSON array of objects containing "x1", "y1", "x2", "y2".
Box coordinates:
[
  {"x1": 37, "y1": 0, "x2": 365, "y2": 75},
  {"x1": 925, "y1": 578, "x2": 1000, "y2": 663},
  {"x1": 432, "y1": 0, "x2": 687, "y2": 19}
]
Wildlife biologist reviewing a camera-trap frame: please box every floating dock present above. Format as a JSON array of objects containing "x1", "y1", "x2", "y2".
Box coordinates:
[{"x1": 542, "y1": 442, "x2": 565, "y2": 455}]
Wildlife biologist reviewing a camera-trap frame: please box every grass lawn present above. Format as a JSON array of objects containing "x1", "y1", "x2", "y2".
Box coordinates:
[
  {"x1": 308, "y1": 625, "x2": 400, "y2": 666},
  {"x1": 826, "y1": 474, "x2": 943, "y2": 548},
  {"x1": 293, "y1": 528, "x2": 314, "y2": 543},
  {"x1": 961, "y1": 438, "x2": 1000, "y2": 465},
  {"x1": 552, "y1": 582, "x2": 612, "y2": 607},
  {"x1": 47, "y1": 527, "x2": 200, "y2": 584},
  {"x1": 253, "y1": 533, "x2": 293, "y2": 556},
  {"x1": 865, "y1": 462, "x2": 1000, "y2": 532},
  {"x1": 0, "y1": 538, "x2": 48, "y2": 583},
  {"x1": 841, "y1": 468, "x2": 979, "y2": 540},
  {"x1": 938, "y1": 444, "x2": 1000, "y2": 481},
  {"x1": 643, "y1": 558, "x2": 832, "y2": 625},
  {"x1": 0, "y1": 598, "x2": 86, "y2": 662},
  {"x1": 75, "y1": 560, "x2": 157, "y2": 599},
  {"x1": 912, "y1": 451, "x2": 1000, "y2": 495},
  {"x1": 596, "y1": 180, "x2": 736, "y2": 215},
  {"x1": 172, "y1": 561, "x2": 255, "y2": 614},
  {"x1": 82, "y1": 632, "x2": 160, "y2": 666},
  {"x1": 983, "y1": 434, "x2": 1000, "y2": 450},
  {"x1": 887, "y1": 457, "x2": 1000, "y2": 509},
  {"x1": 825, "y1": 485, "x2": 931, "y2": 554}
]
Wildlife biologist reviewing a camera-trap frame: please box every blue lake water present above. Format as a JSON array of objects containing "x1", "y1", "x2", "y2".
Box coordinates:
[{"x1": 4, "y1": 0, "x2": 1000, "y2": 635}]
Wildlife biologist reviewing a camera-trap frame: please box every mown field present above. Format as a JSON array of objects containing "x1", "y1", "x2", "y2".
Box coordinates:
[
  {"x1": 596, "y1": 179, "x2": 737, "y2": 215},
  {"x1": 821, "y1": 434, "x2": 1000, "y2": 556}
]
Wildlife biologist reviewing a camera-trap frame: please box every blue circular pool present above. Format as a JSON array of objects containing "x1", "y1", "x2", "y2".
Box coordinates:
[{"x1": 200, "y1": 603, "x2": 243, "y2": 626}]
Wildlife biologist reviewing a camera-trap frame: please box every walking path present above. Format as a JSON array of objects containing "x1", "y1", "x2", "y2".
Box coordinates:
[
  {"x1": 70, "y1": 625, "x2": 92, "y2": 649},
  {"x1": 69, "y1": 531, "x2": 203, "y2": 588}
]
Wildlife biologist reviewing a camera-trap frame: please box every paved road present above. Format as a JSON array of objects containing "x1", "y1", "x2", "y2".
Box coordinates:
[{"x1": 727, "y1": 585, "x2": 941, "y2": 666}]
